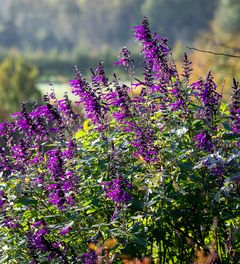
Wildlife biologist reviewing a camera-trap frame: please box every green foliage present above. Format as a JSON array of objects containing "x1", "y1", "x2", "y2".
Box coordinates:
[{"x1": 0, "y1": 56, "x2": 41, "y2": 120}]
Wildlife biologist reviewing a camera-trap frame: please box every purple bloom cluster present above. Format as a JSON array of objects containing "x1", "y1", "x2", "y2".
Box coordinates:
[
  {"x1": 193, "y1": 70, "x2": 221, "y2": 126},
  {"x1": 193, "y1": 130, "x2": 214, "y2": 152},
  {"x1": 103, "y1": 176, "x2": 133, "y2": 220},
  {"x1": 105, "y1": 81, "x2": 134, "y2": 126},
  {"x1": 27, "y1": 220, "x2": 69, "y2": 263},
  {"x1": 0, "y1": 190, "x2": 20, "y2": 228},
  {"x1": 230, "y1": 78, "x2": 240, "y2": 133},
  {"x1": 114, "y1": 46, "x2": 135, "y2": 76},
  {"x1": 44, "y1": 147, "x2": 77, "y2": 210},
  {"x1": 182, "y1": 52, "x2": 193, "y2": 83},
  {"x1": 133, "y1": 17, "x2": 176, "y2": 91},
  {"x1": 131, "y1": 126, "x2": 160, "y2": 163},
  {"x1": 90, "y1": 60, "x2": 109, "y2": 89},
  {"x1": 80, "y1": 250, "x2": 97, "y2": 264},
  {"x1": 192, "y1": 71, "x2": 222, "y2": 152},
  {"x1": 69, "y1": 66, "x2": 108, "y2": 131},
  {"x1": 100, "y1": 142, "x2": 133, "y2": 220}
]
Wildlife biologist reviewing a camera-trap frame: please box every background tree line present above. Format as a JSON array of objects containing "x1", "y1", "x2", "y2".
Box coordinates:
[{"x1": 0, "y1": 0, "x2": 218, "y2": 53}]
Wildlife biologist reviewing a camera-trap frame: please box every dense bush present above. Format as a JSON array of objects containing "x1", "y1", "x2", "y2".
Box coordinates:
[{"x1": 0, "y1": 17, "x2": 240, "y2": 264}]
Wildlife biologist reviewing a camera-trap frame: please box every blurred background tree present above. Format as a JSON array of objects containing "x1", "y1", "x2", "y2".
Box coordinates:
[
  {"x1": 0, "y1": 56, "x2": 41, "y2": 121},
  {"x1": 188, "y1": 0, "x2": 240, "y2": 101}
]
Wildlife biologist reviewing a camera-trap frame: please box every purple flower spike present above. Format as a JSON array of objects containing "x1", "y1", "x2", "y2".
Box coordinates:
[
  {"x1": 69, "y1": 66, "x2": 108, "y2": 131},
  {"x1": 114, "y1": 46, "x2": 135, "y2": 72},
  {"x1": 193, "y1": 71, "x2": 221, "y2": 128},
  {"x1": 193, "y1": 130, "x2": 213, "y2": 152},
  {"x1": 80, "y1": 250, "x2": 97, "y2": 264},
  {"x1": 182, "y1": 53, "x2": 193, "y2": 83},
  {"x1": 230, "y1": 78, "x2": 240, "y2": 133},
  {"x1": 103, "y1": 176, "x2": 133, "y2": 220}
]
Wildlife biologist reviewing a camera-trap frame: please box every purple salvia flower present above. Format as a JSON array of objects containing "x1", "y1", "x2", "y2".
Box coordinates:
[
  {"x1": 193, "y1": 130, "x2": 213, "y2": 152},
  {"x1": 103, "y1": 175, "x2": 133, "y2": 220},
  {"x1": 181, "y1": 52, "x2": 193, "y2": 83},
  {"x1": 0, "y1": 145, "x2": 13, "y2": 175},
  {"x1": 80, "y1": 250, "x2": 97, "y2": 264},
  {"x1": 44, "y1": 148, "x2": 77, "y2": 210},
  {"x1": 69, "y1": 66, "x2": 108, "y2": 131},
  {"x1": 137, "y1": 62, "x2": 154, "y2": 96},
  {"x1": 0, "y1": 121, "x2": 15, "y2": 145},
  {"x1": 168, "y1": 84, "x2": 187, "y2": 111},
  {"x1": 27, "y1": 222, "x2": 40, "y2": 264},
  {"x1": 133, "y1": 17, "x2": 152, "y2": 43},
  {"x1": 131, "y1": 126, "x2": 160, "y2": 163},
  {"x1": 133, "y1": 17, "x2": 176, "y2": 89},
  {"x1": 58, "y1": 228, "x2": 71, "y2": 237},
  {"x1": 209, "y1": 165, "x2": 224, "y2": 178},
  {"x1": 90, "y1": 60, "x2": 109, "y2": 90},
  {"x1": 32, "y1": 220, "x2": 44, "y2": 227},
  {"x1": 105, "y1": 82, "x2": 134, "y2": 126},
  {"x1": 10, "y1": 101, "x2": 49, "y2": 143},
  {"x1": 29, "y1": 219, "x2": 70, "y2": 263},
  {"x1": 230, "y1": 78, "x2": 240, "y2": 133},
  {"x1": 114, "y1": 46, "x2": 135, "y2": 71},
  {"x1": 193, "y1": 71, "x2": 221, "y2": 127},
  {"x1": 42, "y1": 94, "x2": 66, "y2": 142},
  {"x1": 56, "y1": 92, "x2": 79, "y2": 130},
  {"x1": 10, "y1": 137, "x2": 32, "y2": 171},
  {"x1": 62, "y1": 139, "x2": 77, "y2": 160}
]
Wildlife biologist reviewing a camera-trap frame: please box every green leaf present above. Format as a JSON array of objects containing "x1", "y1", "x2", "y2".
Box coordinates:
[
  {"x1": 0, "y1": 255, "x2": 8, "y2": 263},
  {"x1": 133, "y1": 236, "x2": 148, "y2": 247},
  {"x1": 15, "y1": 198, "x2": 38, "y2": 206},
  {"x1": 45, "y1": 214, "x2": 61, "y2": 218},
  {"x1": 91, "y1": 196, "x2": 99, "y2": 207},
  {"x1": 219, "y1": 103, "x2": 227, "y2": 113},
  {"x1": 171, "y1": 76, "x2": 176, "y2": 83},
  {"x1": 153, "y1": 229, "x2": 166, "y2": 242},
  {"x1": 171, "y1": 125, "x2": 189, "y2": 138},
  {"x1": 23, "y1": 209, "x2": 38, "y2": 218},
  {"x1": 215, "y1": 191, "x2": 221, "y2": 202},
  {"x1": 177, "y1": 162, "x2": 193, "y2": 171},
  {"x1": 169, "y1": 140, "x2": 179, "y2": 152},
  {"x1": 74, "y1": 129, "x2": 86, "y2": 140},
  {"x1": 188, "y1": 174, "x2": 203, "y2": 183},
  {"x1": 64, "y1": 221, "x2": 74, "y2": 230},
  {"x1": 91, "y1": 222, "x2": 117, "y2": 228},
  {"x1": 129, "y1": 197, "x2": 144, "y2": 210},
  {"x1": 130, "y1": 215, "x2": 144, "y2": 220},
  {"x1": 128, "y1": 221, "x2": 142, "y2": 233},
  {"x1": 225, "y1": 133, "x2": 240, "y2": 140},
  {"x1": 224, "y1": 189, "x2": 229, "y2": 197},
  {"x1": 80, "y1": 156, "x2": 96, "y2": 164},
  {"x1": 84, "y1": 119, "x2": 90, "y2": 132}
]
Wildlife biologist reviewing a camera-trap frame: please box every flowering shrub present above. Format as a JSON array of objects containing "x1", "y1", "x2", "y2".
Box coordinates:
[{"x1": 0, "y1": 17, "x2": 240, "y2": 263}]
